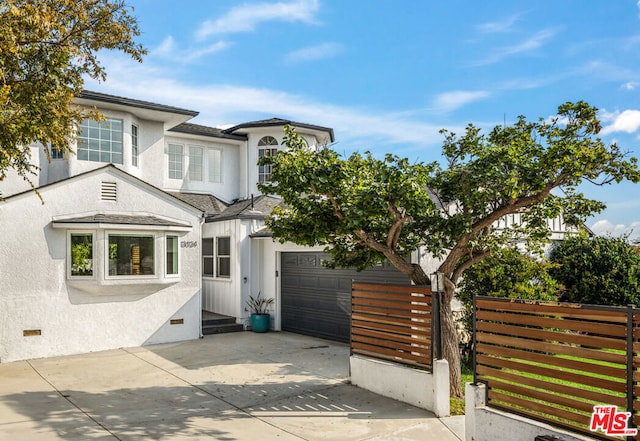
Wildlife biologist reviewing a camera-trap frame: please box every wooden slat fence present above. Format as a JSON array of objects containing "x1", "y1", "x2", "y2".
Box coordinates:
[
  {"x1": 474, "y1": 296, "x2": 640, "y2": 441},
  {"x1": 351, "y1": 282, "x2": 434, "y2": 370}
]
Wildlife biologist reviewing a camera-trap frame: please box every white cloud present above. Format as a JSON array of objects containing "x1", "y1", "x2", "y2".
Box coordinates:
[
  {"x1": 150, "y1": 37, "x2": 231, "y2": 63},
  {"x1": 182, "y1": 41, "x2": 231, "y2": 62},
  {"x1": 590, "y1": 219, "x2": 640, "y2": 241},
  {"x1": 471, "y1": 28, "x2": 560, "y2": 66},
  {"x1": 433, "y1": 90, "x2": 490, "y2": 113},
  {"x1": 285, "y1": 42, "x2": 343, "y2": 63},
  {"x1": 600, "y1": 109, "x2": 640, "y2": 135},
  {"x1": 153, "y1": 36, "x2": 177, "y2": 57},
  {"x1": 196, "y1": 0, "x2": 320, "y2": 40},
  {"x1": 476, "y1": 12, "x2": 526, "y2": 33}
]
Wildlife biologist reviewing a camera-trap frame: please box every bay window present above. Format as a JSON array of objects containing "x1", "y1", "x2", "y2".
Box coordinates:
[{"x1": 108, "y1": 234, "x2": 155, "y2": 276}]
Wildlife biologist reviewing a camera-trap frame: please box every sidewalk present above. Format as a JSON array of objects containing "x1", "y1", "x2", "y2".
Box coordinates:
[{"x1": 0, "y1": 332, "x2": 463, "y2": 440}]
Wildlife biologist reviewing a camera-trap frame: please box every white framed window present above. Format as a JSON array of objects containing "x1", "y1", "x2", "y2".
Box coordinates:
[
  {"x1": 208, "y1": 148, "x2": 222, "y2": 183},
  {"x1": 217, "y1": 237, "x2": 231, "y2": 278},
  {"x1": 51, "y1": 145, "x2": 64, "y2": 160},
  {"x1": 168, "y1": 144, "x2": 184, "y2": 179},
  {"x1": 131, "y1": 124, "x2": 139, "y2": 167},
  {"x1": 258, "y1": 136, "x2": 278, "y2": 183},
  {"x1": 107, "y1": 233, "x2": 155, "y2": 277},
  {"x1": 69, "y1": 232, "x2": 95, "y2": 278},
  {"x1": 77, "y1": 118, "x2": 123, "y2": 164},
  {"x1": 188, "y1": 145, "x2": 203, "y2": 181},
  {"x1": 166, "y1": 235, "x2": 179, "y2": 276},
  {"x1": 203, "y1": 238, "x2": 214, "y2": 277},
  {"x1": 202, "y1": 236, "x2": 231, "y2": 278}
]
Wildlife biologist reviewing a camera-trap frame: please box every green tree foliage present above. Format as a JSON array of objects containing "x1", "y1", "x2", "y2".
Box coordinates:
[
  {"x1": 259, "y1": 102, "x2": 640, "y2": 397},
  {"x1": 549, "y1": 234, "x2": 640, "y2": 306},
  {"x1": 458, "y1": 248, "x2": 559, "y2": 334},
  {"x1": 0, "y1": 0, "x2": 146, "y2": 187}
]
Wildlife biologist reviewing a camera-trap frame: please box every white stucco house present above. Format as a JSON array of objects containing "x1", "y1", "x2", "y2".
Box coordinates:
[{"x1": 1, "y1": 90, "x2": 374, "y2": 363}]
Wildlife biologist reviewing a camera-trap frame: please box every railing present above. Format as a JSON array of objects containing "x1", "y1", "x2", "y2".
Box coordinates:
[
  {"x1": 351, "y1": 282, "x2": 434, "y2": 370},
  {"x1": 473, "y1": 296, "x2": 640, "y2": 441}
]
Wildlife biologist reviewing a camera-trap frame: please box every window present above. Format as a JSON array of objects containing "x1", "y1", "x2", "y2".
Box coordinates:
[
  {"x1": 108, "y1": 234, "x2": 154, "y2": 276},
  {"x1": 188, "y1": 146, "x2": 203, "y2": 181},
  {"x1": 258, "y1": 136, "x2": 278, "y2": 183},
  {"x1": 168, "y1": 144, "x2": 183, "y2": 179},
  {"x1": 166, "y1": 235, "x2": 179, "y2": 276},
  {"x1": 131, "y1": 124, "x2": 139, "y2": 166},
  {"x1": 217, "y1": 237, "x2": 231, "y2": 278},
  {"x1": 51, "y1": 146, "x2": 64, "y2": 160},
  {"x1": 208, "y1": 148, "x2": 222, "y2": 183},
  {"x1": 203, "y1": 238, "x2": 214, "y2": 277},
  {"x1": 77, "y1": 118, "x2": 123, "y2": 164},
  {"x1": 70, "y1": 233, "x2": 93, "y2": 276}
]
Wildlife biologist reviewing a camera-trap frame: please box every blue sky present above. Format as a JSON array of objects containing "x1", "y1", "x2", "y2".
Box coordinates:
[{"x1": 85, "y1": 0, "x2": 640, "y2": 240}]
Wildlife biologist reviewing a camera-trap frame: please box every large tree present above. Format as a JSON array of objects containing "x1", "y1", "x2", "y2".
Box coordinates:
[
  {"x1": 259, "y1": 102, "x2": 640, "y2": 397},
  {"x1": 0, "y1": 0, "x2": 146, "y2": 188}
]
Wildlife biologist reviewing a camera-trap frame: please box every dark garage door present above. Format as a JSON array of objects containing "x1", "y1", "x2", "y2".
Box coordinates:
[{"x1": 281, "y1": 252, "x2": 410, "y2": 342}]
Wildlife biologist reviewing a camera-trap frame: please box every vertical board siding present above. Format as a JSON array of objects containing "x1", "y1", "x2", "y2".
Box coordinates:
[
  {"x1": 351, "y1": 283, "x2": 433, "y2": 370},
  {"x1": 474, "y1": 297, "x2": 639, "y2": 441}
]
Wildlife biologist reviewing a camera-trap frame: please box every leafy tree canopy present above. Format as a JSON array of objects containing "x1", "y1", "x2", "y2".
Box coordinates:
[
  {"x1": 259, "y1": 102, "x2": 640, "y2": 397},
  {"x1": 0, "y1": 0, "x2": 146, "y2": 186},
  {"x1": 549, "y1": 234, "x2": 640, "y2": 306},
  {"x1": 457, "y1": 248, "x2": 559, "y2": 334}
]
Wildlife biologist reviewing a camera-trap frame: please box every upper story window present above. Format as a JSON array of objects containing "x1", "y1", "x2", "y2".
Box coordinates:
[
  {"x1": 77, "y1": 118, "x2": 123, "y2": 164},
  {"x1": 188, "y1": 146, "x2": 203, "y2": 181},
  {"x1": 258, "y1": 136, "x2": 278, "y2": 183},
  {"x1": 131, "y1": 124, "x2": 139, "y2": 167},
  {"x1": 168, "y1": 144, "x2": 184, "y2": 179}
]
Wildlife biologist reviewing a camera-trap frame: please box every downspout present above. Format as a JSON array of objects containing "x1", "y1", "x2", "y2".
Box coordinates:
[{"x1": 198, "y1": 212, "x2": 205, "y2": 338}]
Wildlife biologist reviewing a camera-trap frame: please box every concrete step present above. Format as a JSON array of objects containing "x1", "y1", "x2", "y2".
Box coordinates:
[
  {"x1": 202, "y1": 311, "x2": 244, "y2": 335},
  {"x1": 203, "y1": 322, "x2": 245, "y2": 335}
]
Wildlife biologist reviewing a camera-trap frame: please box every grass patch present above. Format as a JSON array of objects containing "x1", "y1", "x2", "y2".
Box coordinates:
[{"x1": 450, "y1": 362, "x2": 474, "y2": 415}]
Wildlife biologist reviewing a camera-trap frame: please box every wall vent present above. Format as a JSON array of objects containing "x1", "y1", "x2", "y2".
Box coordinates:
[
  {"x1": 23, "y1": 329, "x2": 42, "y2": 337},
  {"x1": 170, "y1": 319, "x2": 184, "y2": 325},
  {"x1": 101, "y1": 181, "x2": 117, "y2": 202}
]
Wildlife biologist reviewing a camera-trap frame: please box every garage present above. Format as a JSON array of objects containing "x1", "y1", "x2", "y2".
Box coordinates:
[{"x1": 280, "y1": 252, "x2": 411, "y2": 342}]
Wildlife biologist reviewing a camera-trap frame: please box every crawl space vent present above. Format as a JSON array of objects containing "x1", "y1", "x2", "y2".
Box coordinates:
[{"x1": 101, "y1": 181, "x2": 117, "y2": 202}]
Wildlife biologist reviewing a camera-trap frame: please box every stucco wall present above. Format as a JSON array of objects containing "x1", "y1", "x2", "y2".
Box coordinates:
[{"x1": 0, "y1": 167, "x2": 202, "y2": 363}]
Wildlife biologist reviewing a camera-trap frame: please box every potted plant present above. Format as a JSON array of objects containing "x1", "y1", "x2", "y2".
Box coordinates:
[{"x1": 246, "y1": 292, "x2": 274, "y2": 333}]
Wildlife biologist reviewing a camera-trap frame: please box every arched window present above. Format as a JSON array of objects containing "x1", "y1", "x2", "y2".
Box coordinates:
[{"x1": 257, "y1": 136, "x2": 278, "y2": 183}]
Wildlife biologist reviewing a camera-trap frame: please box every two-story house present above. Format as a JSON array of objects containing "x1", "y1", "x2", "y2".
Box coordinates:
[{"x1": 2, "y1": 91, "x2": 408, "y2": 363}]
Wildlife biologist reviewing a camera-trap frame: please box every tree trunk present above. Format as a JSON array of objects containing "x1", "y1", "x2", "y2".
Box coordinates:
[{"x1": 440, "y1": 286, "x2": 462, "y2": 398}]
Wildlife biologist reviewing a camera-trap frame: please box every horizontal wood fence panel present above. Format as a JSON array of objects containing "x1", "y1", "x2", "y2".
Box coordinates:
[
  {"x1": 352, "y1": 342, "x2": 431, "y2": 366},
  {"x1": 476, "y1": 310, "x2": 627, "y2": 338},
  {"x1": 474, "y1": 296, "x2": 638, "y2": 440},
  {"x1": 476, "y1": 353, "x2": 626, "y2": 394},
  {"x1": 478, "y1": 333, "x2": 627, "y2": 372},
  {"x1": 476, "y1": 321, "x2": 627, "y2": 353},
  {"x1": 351, "y1": 318, "x2": 431, "y2": 337},
  {"x1": 475, "y1": 298, "x2": 629, "y2": 322},
  {"x1": 488, "y1": 378, "x2": 598, "y2": 414},
  {"x1": 477, "y1": 364, "x2": 627, "y2": 407},
  {"x1": 351, "y1": 283, "x2": 433, "y2": 370}
]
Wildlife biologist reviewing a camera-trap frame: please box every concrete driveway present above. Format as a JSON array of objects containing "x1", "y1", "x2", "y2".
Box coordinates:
[{"x1": 0, "y1": 332, "x2": 463, "y2": 440}]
